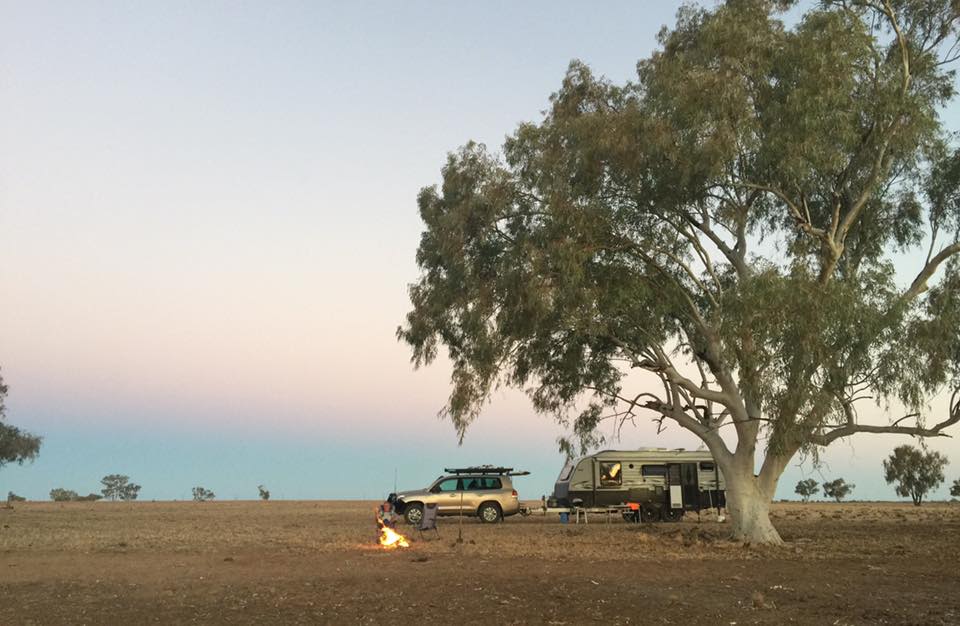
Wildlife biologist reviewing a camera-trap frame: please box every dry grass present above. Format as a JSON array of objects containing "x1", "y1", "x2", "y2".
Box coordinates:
[
  {"x1": 3, "y1": 499, "x2": 958, "y2": 561},
  {"x1": 2, "y1": 500, "x2": 959, "y2": 624}
]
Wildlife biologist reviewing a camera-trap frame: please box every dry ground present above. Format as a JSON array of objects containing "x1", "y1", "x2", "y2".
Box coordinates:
[{"x1": 0, "y1": 500, "x2": 957, "y2": 625}]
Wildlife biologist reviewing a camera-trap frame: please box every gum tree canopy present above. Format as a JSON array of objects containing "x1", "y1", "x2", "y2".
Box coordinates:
[
  {"x1": 0, "y1": 370, "x2": 41, "y2": 470},
  {"x1": 400, "y1": 0, "x2": 960, "y2": 544}
]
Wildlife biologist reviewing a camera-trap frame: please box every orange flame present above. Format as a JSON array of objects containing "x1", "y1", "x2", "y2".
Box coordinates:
[{"x1": 377, "y1": 518, "x2": 410, "y2": 549}]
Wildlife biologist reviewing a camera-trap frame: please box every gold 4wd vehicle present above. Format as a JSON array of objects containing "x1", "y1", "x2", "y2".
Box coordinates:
[{"x1": 392, "y1": 466, "x2": 529, "y2": 524}]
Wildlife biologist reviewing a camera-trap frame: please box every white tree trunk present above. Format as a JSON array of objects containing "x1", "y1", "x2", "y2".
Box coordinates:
[{"x1": 724, "y1": 470, "x2": 783, "y2": 545}]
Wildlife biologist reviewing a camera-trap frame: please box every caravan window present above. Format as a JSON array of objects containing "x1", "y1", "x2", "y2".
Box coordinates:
[
  {"x1": 700, "y1": 462, "x2": 715, "y2": 472},
  {"x1": 641, "y1": 465, "x2": 667, "y2": 477},
  {"x1": 599, "y1": 462, "x2": 622, "y2": 487},
  {"x1": 558, "y1": 460, "x2": 575, "y2": 481}
]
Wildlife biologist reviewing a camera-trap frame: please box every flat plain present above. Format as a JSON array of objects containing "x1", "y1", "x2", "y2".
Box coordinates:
[{"x1": 0, "y1": 500, "x2": 957, "y2": 624}]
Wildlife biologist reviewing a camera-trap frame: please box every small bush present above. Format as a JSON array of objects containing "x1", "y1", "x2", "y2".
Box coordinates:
[
  {"x1": 7, "y1": 491, "x2": 26, "y2": 502},
  {"x1": 50, "y1": 488, "x2": 79, "y2": 502},
  {"x1": 101, "y1": 475, "x2": 141, "y2": 501},
  {"x1": 49, "y1": 489, "x2": 102, "y2": 502},
  {"x1": 192, "y1": 487, "x2": 215, "y2": 502}
]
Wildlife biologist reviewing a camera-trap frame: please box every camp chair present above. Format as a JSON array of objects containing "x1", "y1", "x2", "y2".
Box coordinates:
[{"x1": 418, "y1": 503, "x2": 440, "y2": 540}]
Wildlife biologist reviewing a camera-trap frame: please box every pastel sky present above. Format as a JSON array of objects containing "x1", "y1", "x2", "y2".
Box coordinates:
[{"x1": 2, "y1": 1, "x2": 958, "y2": 502}]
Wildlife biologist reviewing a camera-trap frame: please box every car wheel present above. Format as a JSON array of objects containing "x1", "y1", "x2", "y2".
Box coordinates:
[
  {"x1": 478, "y1": 502, "x2": 502, "y2": 523},
  {"x1": 662, "y1": 507, "x2": 684, "y2": 522},
  {"x1": 404, "y1": 503, "x2": 424, "y2": 525}
]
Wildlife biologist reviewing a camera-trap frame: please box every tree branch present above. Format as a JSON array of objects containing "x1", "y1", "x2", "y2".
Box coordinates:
[
  {"x1": 810, "y1": 391, "x2": 960, "y2": 445},
  {"x1": 651, "y1": 247, "x2": 720, "y2": 308},
  {"x1": 679, "y1": 211, "x2": 748, "y2": 279},
  {"x1": 662, "y1": 216, "x2": 725, "y2": 294},
  {"x1": 627, "y1": 341, "x2": 733, "y2": 407},
  {"x1": 902, "y1": 242, "x2": 960, "y2": 301},
  {"x1": 733, "y1": 182, "x2": 827, "y2": 238}
]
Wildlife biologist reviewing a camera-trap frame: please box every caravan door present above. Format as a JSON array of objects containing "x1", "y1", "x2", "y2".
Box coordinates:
[{"x1": 666, "y1": 463, "x2": 699, "y2": 509}]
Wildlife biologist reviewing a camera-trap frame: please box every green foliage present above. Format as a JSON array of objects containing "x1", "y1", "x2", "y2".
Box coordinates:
[
  {"x1": 951, "y1": 478, "x2": 960, "y2": 497},
  {"x1": 192, "y1": 486, "x2": 215, "y2": 502},
  {"x1": 49, "y1": 489, "x2": 103, "y2": 502},
  {"x1": 100, "y1": 475, "x2": 141, "y2": 501},
  {"x1": 822, "y1": 478, "x2": 854, "y2": 502},
  {"x1": 0, "y1": 370, "x2": 41, "y2": 469},
  {"x1": 794, "y1": 478, "x2": 819, "y2": 502},
  {"x1": 399, "y1": 0, "x2": 960, "y2": 462},
  {"x1": 257, "y1": 485, "x2": 270, "y2": 501},
  {"x1": 50, "y1": 488, "x2": 79, "y2": 502},
  {"x1": 883, "y1": 445, "x2": 948, "y2": 505},
  {"x1": 7, "y1": 491, "x2": 25, "y2": 503}
]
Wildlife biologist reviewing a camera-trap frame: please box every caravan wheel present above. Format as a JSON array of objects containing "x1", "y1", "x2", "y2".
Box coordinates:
[
  {"x1": 640, "y1": 507, "x2": 660, "y2": 523},
  {"x1": 662, "y1": 508, "x2": 684, "y2": 522}
]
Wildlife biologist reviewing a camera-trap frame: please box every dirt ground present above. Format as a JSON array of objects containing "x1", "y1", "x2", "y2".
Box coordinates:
[{"x1": 0, "y1": 500, "x2": 957, "y2": 625}]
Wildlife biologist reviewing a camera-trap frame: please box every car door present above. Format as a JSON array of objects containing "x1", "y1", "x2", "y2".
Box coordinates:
[
  {"x1": 432, "y1": 478, "x2": 462, "y2": 513},
  {"x1": 459, "y1": 476, "x2": 487, "y2": 513}
]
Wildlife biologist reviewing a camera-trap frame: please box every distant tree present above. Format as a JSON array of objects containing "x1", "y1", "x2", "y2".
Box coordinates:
[
  {"x1": 50, "y1": 488, "x2": 79, "y2": 502},
  {"x1": 823, "y1": 479, "x2": 854, "y2": 503},
  {"x1": 120, "y1": 482, "x2": 141, "y2": 501},
  {"x1": 952, "y1": 479, "x2": 960, "y2": 498},
  {"x1": 0, "y1": 369, "x2": 41, "y2": 470},
  {"x1": 75, "y1": 493, "x2": 102, "y2": 502},
  {"x1": 883, "y1": 445, "x2": 948, "y2": 506},
  {"x1": 7, "y1": 491, "x2": 25, "y2": 502},
  {"x1": 101, "y1": 475, "x2": 141, "y2": 501},
  {"x1": 100, "y1": 475, "x2": 125, "y2": 501},
  {"x1": 192, "y1": 486, "x2": 215, "y2": 502},
  {"x1": 794, "y1": 479, "x2": 819, "y2": 503},
  {"x1": 257, "y1": 485, "x2": 270, "y2": 501}
]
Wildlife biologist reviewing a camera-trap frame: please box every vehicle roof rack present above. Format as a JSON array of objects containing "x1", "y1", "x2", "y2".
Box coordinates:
[{"x1": 444, "y1": 466, "x2": 530, "y2": 476}]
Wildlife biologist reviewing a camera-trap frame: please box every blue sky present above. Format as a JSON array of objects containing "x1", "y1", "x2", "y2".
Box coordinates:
[{"x1": 1, "y1": 1, "x2": 958, "y2": 502}]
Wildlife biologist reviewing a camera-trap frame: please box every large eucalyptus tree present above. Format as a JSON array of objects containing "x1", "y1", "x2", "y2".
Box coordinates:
[
  {"x1": 400, "y1": 0, "x2": 960, "y2": 544},
  {"x1": 0, "y1": 370, "x2": 41, "y2": 471}
]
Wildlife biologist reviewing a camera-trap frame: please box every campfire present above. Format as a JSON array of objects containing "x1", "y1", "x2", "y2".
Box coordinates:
[{"x1": 377, "y1": 518, "x2": 410, "y2": 549}]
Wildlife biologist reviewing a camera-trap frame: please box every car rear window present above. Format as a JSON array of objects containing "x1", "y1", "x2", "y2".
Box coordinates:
[{"x1": 463, "y1": 477, "x2": 502, "y2": 490}]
